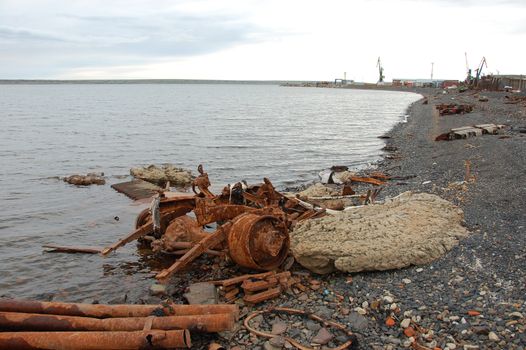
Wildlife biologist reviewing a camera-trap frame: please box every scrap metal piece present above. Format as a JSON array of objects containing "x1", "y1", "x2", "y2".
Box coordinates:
[
  {"x1": 192, "y1": 164, "x2": 215, "y2": 198},
  {"x1": 156, "y1": 227, "x2": 227, "y2": 280},
  {"x1": 0, "y1": 311, "x2": 235, "y2": 333},
  {"x1": 243, "y1": 287, "x2": 282, "y2": 304},
  {"x1": 0, "y1": 299, "x2": 239, "y2": 319},
  {"x1": 0, "y1": 330, "x2": 191, "y2": 350},
  {"x1": 227, "y1": 213, "x2": 289, "y2": 271}
]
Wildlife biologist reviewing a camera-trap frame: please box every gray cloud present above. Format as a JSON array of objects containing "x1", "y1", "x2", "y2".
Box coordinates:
[{"x1": 0, "y1": 4, "x2": 278, "y2": 78}]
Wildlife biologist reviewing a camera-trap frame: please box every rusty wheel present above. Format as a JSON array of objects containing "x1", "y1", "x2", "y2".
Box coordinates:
[{"x1": 135, "y1": 208, "x2": 151, "y2": 229}]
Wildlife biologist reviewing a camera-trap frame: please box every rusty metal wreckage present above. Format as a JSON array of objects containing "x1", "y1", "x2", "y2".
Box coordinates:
[{"x1": 101, "y1": 164, "x2": 326, "y2": 281}]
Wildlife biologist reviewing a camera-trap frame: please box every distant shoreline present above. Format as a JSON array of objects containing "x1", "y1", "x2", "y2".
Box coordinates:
[{"x1": 0, "y1": 79, "x2": 311, "y2": 85}]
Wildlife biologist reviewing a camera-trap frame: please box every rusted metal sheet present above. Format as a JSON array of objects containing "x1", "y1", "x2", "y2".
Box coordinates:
[
  {"x1": 227, "y1": 213, "x2": 289, "y2": 271},
  {"x1": 0, "y1": 329, "x2": 191, "y2": 349},
  {"x1": 0, "y1": 311, "x2": 235, "y2": 333},
  {"x1": 243, "y1": 287, "x2": 282, "y2": 304},
  {"x1": 0, "y1": 299, "x2": 239, "y2": 319}
]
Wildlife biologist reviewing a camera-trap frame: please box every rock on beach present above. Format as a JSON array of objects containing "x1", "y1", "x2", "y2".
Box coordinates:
[
  {"x1": 290, "y1": 191, "x2": 469, "y2": 274},
  {"x1": 130, "y1": 164, "x2": 193, "y2": 187}
]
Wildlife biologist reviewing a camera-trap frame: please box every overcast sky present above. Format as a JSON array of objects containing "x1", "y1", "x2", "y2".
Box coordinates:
[{"x1": 1, "y1": 0, "x2": 524, "y2": 81}]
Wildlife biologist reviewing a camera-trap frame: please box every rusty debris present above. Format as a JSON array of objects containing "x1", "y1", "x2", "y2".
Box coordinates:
[
  {"x1": 0, "y1": 298, "x2": 239, "y2": 319},
  {"x1": 212, "y1": 271, "x2": 295, "y2": 305},
  {"x1": 101, "y1": 165, "x2": 324, "y2": 281},
  {"x1": 435, "y1": 103, "x2": 474, "y2": 116},
  {"x1": 435, "y1": 124, "x2": 506, "y2": 141},
  {"x1": 0, "y1": 298, "x2": 240, "y2": 349},
  {"x1": 0, "y1": 330, "x2": 191, "y2": 350}
]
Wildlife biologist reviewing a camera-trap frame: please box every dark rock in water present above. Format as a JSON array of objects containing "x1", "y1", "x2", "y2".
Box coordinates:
[{"x1": 63, "y1": 173, "x2": 105, "y2": 186}]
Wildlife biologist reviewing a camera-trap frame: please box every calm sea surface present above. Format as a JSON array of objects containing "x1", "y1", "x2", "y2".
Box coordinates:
[{"x1": 0, "y1": 84, "x2": 420, "y2": 302}]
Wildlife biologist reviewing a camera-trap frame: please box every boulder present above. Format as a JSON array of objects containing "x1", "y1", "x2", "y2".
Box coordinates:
[
  {"x1": 63, "y1": 173, "x2": 105, "y2": 186},
  {"x1": 290, "y1": 192, "x2": 469, "y2": 274},
  {"x1": 130, "y1": 164, "x2": 193, "y2": 187}
]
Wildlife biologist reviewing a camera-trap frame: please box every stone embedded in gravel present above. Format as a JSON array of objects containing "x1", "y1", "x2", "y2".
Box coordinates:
[
  {"x1": 291, "y1": 192, "x2": 469, "y2": 274},
  {"x1": 383, "y1": 296, "x2": 394, "y2": 303},
  {"x1": 400, "y1": 318, "x2": 411, "y2": 328},
  {"x1": 446, "y1": 343, "x2": 457, "y2": 350},
  {"x1": 354, "y1": 307, "x2": 367, "y2": 315},
  {"x1": 305, "y1": 320, "x2": 321, "y2": 332},
  {"x1": 269, "y1": 336, "x2": 285, "y2": 348},
  {"x1": 402, "y1": 278, "x2": 412, "y2": 284},
  {"x1": 271, "y1": 322, "x2": 288, "y2": 335},
  {"x1": 509, "y1": 312, "x2": 523, "y2": 319},
  {"x1": 488, "y1": 331, "x2": 499, "y2": 341},
  {"x1": 347, "y1": 312, "x2": 369, "y2": 330},
  {"x1": 312, "y1": 327, "x2": 334, "y2": 345}
]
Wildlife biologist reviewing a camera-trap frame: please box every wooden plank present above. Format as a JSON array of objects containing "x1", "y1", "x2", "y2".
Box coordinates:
[{"x1": 111, "y1": 179, "x2": 162, "y2": 200}]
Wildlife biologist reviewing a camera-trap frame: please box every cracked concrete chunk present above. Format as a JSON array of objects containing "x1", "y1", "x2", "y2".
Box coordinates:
[{"x1": 291, "y1": 192, "x2": 469, "y2": 274}]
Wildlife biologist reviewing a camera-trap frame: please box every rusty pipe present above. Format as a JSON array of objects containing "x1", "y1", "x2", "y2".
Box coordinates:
[
  {"x1": 0, "y1": 311, "x2": 235, "y2": 333},
  {"x1": 0, "y1": 329, "x2": 191, "y2": 349},
  {"x1": 0, "y1": 299, "x2": 238, "y2": 319}
]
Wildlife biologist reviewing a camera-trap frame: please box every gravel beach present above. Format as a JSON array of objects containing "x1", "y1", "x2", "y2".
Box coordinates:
[{"x1": 225, "y1": 89, "x2": 526, "y2": 350}]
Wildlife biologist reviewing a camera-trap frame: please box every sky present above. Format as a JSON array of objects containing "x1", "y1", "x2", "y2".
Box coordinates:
[{"x1": 0, "y1": 0, "x2": 525, "y2": 82}]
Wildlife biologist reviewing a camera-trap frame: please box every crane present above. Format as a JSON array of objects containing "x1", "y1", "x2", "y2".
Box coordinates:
[
  {"x1": 376, "y1": 57, "x2": 384, "y2": 83},
  {"x1": 473, "y1": 56, "x2": 488, "y2": 86},
  {"x1": 465, "y1": 52, "x2": 472, "y2": 84}
]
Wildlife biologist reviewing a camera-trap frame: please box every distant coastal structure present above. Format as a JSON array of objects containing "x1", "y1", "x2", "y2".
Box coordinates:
[{"x1": 392, "y1": 78, "x2": 460, "y2": 89}]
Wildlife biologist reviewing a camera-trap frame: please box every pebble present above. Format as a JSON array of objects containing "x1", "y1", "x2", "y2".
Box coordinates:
[
  {"x1": 509, "y1": 312, "x2": 523, "y2": 319},
  {"x1": 269, "y1": 336, "x2": 285, "y2": 348},
  {"x1": 488, "y1": 331, "x2": 500, "y2": 341},
  {"x1": 149, "y1": 284, "x2": 167, "y2": 296},
  {"x1": 416, "y1": 268, "x2": 424, "y2": 272},
  {"x1": 383, "y1": 296, "x2": 394, "y2": 303},
  {"x1": 400, "y1": 318, "x2": 411, "y2": 328},
  {"x1": 271, "y1": 322, "x2": 287, "y2": 335},
  {"x1": 446, "y1": 343, "x2": 457, "y2": 349},
  {"x1": 354, "y1": 307, "x2": 367, "y2": 315},
  {"x1": 402, "y1": 278, "x2": 412, "y2": 284},
  {"x1": 311, "y1": 327, "x2": 333, "y2": 345}
]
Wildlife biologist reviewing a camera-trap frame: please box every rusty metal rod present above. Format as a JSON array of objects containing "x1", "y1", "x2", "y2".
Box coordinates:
[
  {"x1": 0, "y1": 299, "x2": 238, "y2": 319},
  {"x1": 0, "y1": 329, "x2": 191, "y2": 349},
  {"x1": 156, "y1": 228, "x2": 226, "y2": 280},
  {"x1": 101, "y1": 220, "x2": 153, "y2": 255},
  {"x1": 0, "y1": 311, "x2": 235, "y2": 333}
]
